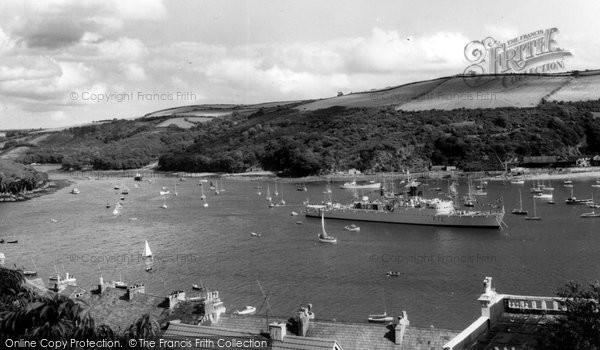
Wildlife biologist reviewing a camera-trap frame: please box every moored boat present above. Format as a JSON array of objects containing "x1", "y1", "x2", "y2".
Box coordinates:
[
  {"x1": 317, "y1": 211, "x2": 337, "y2": 244},
  {"x1": 340, "y1": 180, "x2": 381, "y2": 189},
  {"x1": 233, "y1": 306, "x2": 256, "y2": 315},
  {"x1": 511, "y1": 189, "x2": 528, "y2": 215},
  {"x1": 344, "y1": 224, "x2": 360, "y2": 232},
  {"x1": 306, "y1": 180, "x2": 504, "y2": 228},
  {"x1": 565, "y1": 188, "x2": 592, "y2": 205},
  {"x1": 368, "y1": 311, "x2": 394, "y2": 323}
]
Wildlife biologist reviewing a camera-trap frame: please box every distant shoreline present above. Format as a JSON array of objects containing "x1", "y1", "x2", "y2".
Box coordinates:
[{"x1": 30, "y1": 163, "x2": 600, "y2": 185}]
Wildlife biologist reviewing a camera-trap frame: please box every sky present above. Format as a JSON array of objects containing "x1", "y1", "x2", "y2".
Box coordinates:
[{"x1": 0, "y1": 0, "x2": 599, "y2": 129}]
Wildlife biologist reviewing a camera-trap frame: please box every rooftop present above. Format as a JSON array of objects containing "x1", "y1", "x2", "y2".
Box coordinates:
[
  {"x1": 206, "y1": 314, "x2": 457, "y2": 350},
  {"x1": 466, "y1": 312, "x2": 561, "y2": 349},
  {"x1": 444, "y1": 277, "x2": 567, "y2": 350},
  {"x1": 80, "y1": 286, "x2": 168, "y2": 332}
]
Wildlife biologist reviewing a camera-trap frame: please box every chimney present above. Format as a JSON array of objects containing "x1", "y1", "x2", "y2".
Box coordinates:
[
  {"x1": 166, "y1": 290, "x2": 186, "y2": 309},
  {"x1": 98, "y1": 275, "x2": 106, "y2": 294},
  {"x1": 296, "y1": 306, "x2": 312, "y2": 336},
  {"x1": 269, "y1": 322, "x2": 286, "y2": 341},
  {"x1": 394, "y1": 311, "x2": 410, "y2": 346},
  {"x1": 127, "y1": 283, "x2": 145, "y2": 301}
]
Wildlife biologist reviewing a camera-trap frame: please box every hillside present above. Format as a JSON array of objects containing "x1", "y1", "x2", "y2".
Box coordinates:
[
  {"x1": 157, "y1": 100, "x2": 600, "y2": 176},
  {"x1": 3, "y1": 72, "x2": 600, "y2": 176},
  {"x1": 296, "y1": 70, "x2": 600, "y2": 111}
]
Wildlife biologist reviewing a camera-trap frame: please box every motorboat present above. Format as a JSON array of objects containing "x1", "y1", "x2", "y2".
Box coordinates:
[
  {"x1": 233, "y1": 306, "x2": 256, "y2": 315},
  {"x1": 344, "y1": 224, "x2": 360, "y2": 232},
  {"x1": 386, "y1": 271, "x2": 401, "y2": 277},
  {"x1": 250, "y1": 232, "x2": 261, "y2": 237},
  {"x1": 368, "y1": 312, "x2": 394, "y2": 323}
]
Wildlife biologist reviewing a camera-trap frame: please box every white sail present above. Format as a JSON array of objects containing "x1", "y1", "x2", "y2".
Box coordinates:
[
  {"x1": 321, "y1": 211, "x2": 327, "y2": 236},
  {"x1": 143, "y1": 240, "x2": 152, "y2": 257}
]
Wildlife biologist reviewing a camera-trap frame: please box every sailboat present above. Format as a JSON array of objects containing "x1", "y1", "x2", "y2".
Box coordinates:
[
  {"x1": 160, "y1": 186, "x2": 170, "y2": 196},
  {"x1": 276, "y1": 185, "x2": 286, "y2": 206},
  {"x1": 161, "y1": 196, "x2": 167, "y2": 209},
  {"x1": 22, "y1": 259, "x2": 37, "y2": 276},
  {"x1": 143, "y1": 240, "x2": 153, "y2": 258},
  {"x1": 203, "y1": 188, "x2": 209, "y2": 208},
  {"x1": 511, "y1": 189, "x2": 528, "y2": 215},
  {"x1": 200, "y1": 184, "x2": 207, "y2": 200},
  {"x1": 174, "y1": 181, "x2": 178, "y2": 196},
  {"x1": 113, "y1": 201, "x2": 123, "y2": 215},
  {"x1": 268, "y1": 184, "x2": 275, "y2": 207},
  {"x1": 525, "y1": 196, "x2": 541, "y2": 220},
  {"x1": 274, "y1": 182, "x2": 279, "y2": 196},
  {"x1": 566, "y1": 187, "x2": 592, "y2": 205},
  {"x1": 317, "y1": 211, "x2": 337, "y2": 244},
  {"x1": 114, "y1": 272, "x2": 127, "y2": 288},
  {"x1": 219, "y1": 180, "x2": 226, "y2": 192},
  {"x1": 581, "y1": 194, "x2": 600, "y2": 217},
  {"x1": 214, "y1": 180, "x2": 220, "y2": 195},
  {"x1": 463, "y1": 180, "x2": 476, "y2": 207}
]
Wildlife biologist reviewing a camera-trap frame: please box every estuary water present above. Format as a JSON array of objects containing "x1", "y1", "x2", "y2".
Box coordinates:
[{"x1": 1, "y1": 174, "x2": 599, "y2": 330}]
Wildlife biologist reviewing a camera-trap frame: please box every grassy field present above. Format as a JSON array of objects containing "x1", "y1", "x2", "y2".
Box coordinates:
[{"x1": 293, "y1": 71, "x2": 600, "y2": 112}]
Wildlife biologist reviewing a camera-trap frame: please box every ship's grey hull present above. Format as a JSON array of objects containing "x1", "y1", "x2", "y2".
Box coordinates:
[{"x1": 305, "y1": 208, "x2": 503, "y2": 228}]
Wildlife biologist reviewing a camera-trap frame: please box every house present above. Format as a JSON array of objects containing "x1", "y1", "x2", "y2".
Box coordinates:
[
  {"x1": 443, "y1": 277, "x2": 566, "y2": 349},
  {"x1": 162, "y1": 304, "x2": 458, "y2": 350}
]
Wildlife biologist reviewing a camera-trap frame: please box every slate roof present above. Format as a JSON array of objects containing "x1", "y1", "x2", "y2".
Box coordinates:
[
  {"x1": 80, "y1": 286, "x2": 168, "y2": 333},
  {"x1": 205, "y1": 314, "x2": 458, "y2": 350},
  {"x1": 163, "y1": 322, "x2": 339, "y2": 350}
]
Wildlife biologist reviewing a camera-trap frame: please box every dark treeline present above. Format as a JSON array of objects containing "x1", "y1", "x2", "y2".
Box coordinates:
[
  {"x1": 13, "y1": 100, "x2": 600, "y2": 177},
  {"x1": 0, "y1": 159, "x2": 48, "y2": 194},
  {"x1": 159, "y1": 100, "x2": 600, "y2": 176}
]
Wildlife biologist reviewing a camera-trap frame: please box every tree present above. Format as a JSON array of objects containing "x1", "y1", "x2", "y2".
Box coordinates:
[{"x1": 543, "y1": 280, "x2": 600, "y2": 350}]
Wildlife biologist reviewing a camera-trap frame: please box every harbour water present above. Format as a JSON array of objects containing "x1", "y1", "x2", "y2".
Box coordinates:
[{"x1": 1, "y1": 174, "x2": 599, "y2": 329}]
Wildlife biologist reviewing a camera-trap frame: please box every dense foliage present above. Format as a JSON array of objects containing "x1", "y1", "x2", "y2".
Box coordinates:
[
  {"x1": 159, "y1": 100, "x2": 600, "y2": 176},
  {"x1": 543, "y1": 280, "x2": 600, "y2": 350},
  {"x1": 0, "y1": 267, "x2": 159, "y2": 349},
  {"x1": 21, "y1": 120, "x2": 194, "y2": 170},
  {"x1": 9, "y1": 100, "x2": 600, "y2": 177},
  {"x1": 0, "y1": 159, "x2": 48, "y2": 194}
]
